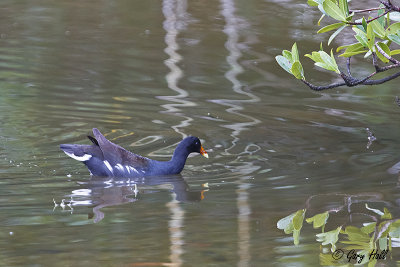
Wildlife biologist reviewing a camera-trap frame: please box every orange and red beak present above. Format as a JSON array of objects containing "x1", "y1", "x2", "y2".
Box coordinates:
[{"x1": 200, "y1": 146, "x2": 209, "y2": 158}]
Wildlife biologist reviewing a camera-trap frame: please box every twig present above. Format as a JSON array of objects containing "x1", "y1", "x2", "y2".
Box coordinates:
[
  {"x1": 350, "y1": 7, "x2": 385, "y2": 13},
  {"x1": 302, "y1": 79, "x2": 346, "y2": 91},
  {"x1": 346, "y1": 9, "x2": 391, "y2": 25},
  {"x1": 381, "y1": 0, "x2": 400, "y2": 12},
  {"x1": 346, "y1": 57, "x2": 352, "y2": 76},
  {"x1": 362, "y1": 71, "x2": 400, "y2": 84},
  {"x1": 372, "y1": 52, "x2": 400, "y2": 72},
  {"x1": 375, "y1": 43, "x2": 400, "y2": 64}
]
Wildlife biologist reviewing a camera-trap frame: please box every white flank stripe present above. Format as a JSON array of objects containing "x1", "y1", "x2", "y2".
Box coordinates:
[
  {"x1": 115, "y1": 164, "x2": 124, "y2": 172},
  {"x1": 103, "y1": 160, "x2": 113, "y2": 173},
  {"x1": 125, "y1": 166, "x2": 131, "y2": 174},
  {"x1": 128, "y1": 166, "x2": 139, "y2": 174},
  {"x1": 64, "y1": 151, "x2": 92, "y2": 162}
]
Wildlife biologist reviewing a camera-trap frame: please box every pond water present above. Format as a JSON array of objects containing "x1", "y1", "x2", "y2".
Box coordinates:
[{"x1": 1, "y1": 0, "x2": 400, "y2": 266}]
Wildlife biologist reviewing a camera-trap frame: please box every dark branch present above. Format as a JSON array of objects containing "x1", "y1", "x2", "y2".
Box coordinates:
[
  {"x1": 362, "y1": 71, "x2": 400, "y2": 85},
  {"x1": 372, "y1": 52, "x2": 400, "y2": 72},
  {"x1": 346, "y1": 57, "x2": 352, "y2": 76},
  {"x1": 381, "y1": 0, "x2": 400, "y2": 12},
  {"x1": 345, "y1": 9, "x2": 391, "y2": 25},
  {"x1": 350, "y1": 7, "x2": 385, "y2": 13},
  {"x1": 301, "y1": 79, "x2": 346, "y2": 91},
  {"x1": 302, "y1": 67, "x2": 400, "y2": 90},
  {"x1": 375, "y1": 43, "x2": 400, "y2": 65}
]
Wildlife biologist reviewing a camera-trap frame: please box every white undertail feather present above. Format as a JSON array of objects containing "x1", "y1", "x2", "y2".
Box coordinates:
[
  {"x1": 103, "y1": 160, "x2": 113, "y2": 173},
  {"x1": 64, "y1": 151, "x2": 92, "y2": 162}
]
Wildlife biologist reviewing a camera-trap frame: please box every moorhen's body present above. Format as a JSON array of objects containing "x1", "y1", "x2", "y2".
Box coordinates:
[{"x1": 60, "y1": 128, "x2": 208, "y2": 177}]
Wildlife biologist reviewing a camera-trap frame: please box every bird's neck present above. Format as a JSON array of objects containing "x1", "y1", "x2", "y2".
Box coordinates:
[{"x1": 166, "y1": 143, "x2": 190, "y2": 174}]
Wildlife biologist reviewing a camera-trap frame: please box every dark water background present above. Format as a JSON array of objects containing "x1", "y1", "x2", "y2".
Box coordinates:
[{"x1": 1, "y1": 0, "x2": 400, "y2": 266}]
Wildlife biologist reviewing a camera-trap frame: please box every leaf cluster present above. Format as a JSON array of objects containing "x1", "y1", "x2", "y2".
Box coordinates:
[{"x1": 276, "y1": 0, "x2": 400, "y2": 90}]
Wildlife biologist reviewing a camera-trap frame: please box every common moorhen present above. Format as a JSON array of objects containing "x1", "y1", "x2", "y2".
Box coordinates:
[{"x1": 60, "y1": 128, "x2": 208, "y2": 177}]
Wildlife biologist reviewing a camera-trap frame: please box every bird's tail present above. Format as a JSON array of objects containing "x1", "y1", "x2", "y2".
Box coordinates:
[{"x1": 60, "y1": 144, "x2": 93, "y2": 162}]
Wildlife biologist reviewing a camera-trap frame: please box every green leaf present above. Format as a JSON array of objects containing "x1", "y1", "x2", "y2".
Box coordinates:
[
  {"x1": 277, "y1": 209, "x2": 306, "y2": 245},
  {"x1": 291, "y1": 43, "x2": 300, "y2": 62},
  {"x1": 379, "y1": 236, "x2": 388, "y2": 250},
  {"x1": 389, "y1": 221, "x2": 400, "y2": 238},
  {"x1": 338, "y1": 42, "x2": 367, "y2": 57},
  {"x1": 389, "y1": 12, "x2": 400, "y2": 22},
  {"x1": 292, "y1": 209, "x2": 306, "y2": 245},
  {"x1": 282, "y1": 50, "x2": 293, "y2": 61},
  {"x1": 323, "y1": 0, "x2": 347, "y2": 21},
  {"x1": 362, "y1": 17, "x2": 368, "y2": 31},
  {"x1": 318, "y1": 14, "x2": 326, "y2": 26},
  {"x1": 292, "y1": 209, "x2": 306, "y2": 229},
  {"x1": 276, "y1": 56, "x2": 292, "y2": 74},
  {"x1": 366, "y1": 23, "x2": 375, "y2": 50},
  {"x1": 291, "y1": 61, "x2": 305, "y2": 79},
  {"x1": 293, "y1": 229, "x2": 301, "y2": 245},
  {"x1": 328, "y1": 25, "x2": 346, "y2": 45},
  {"x1": 382, "y1": 207, "x2": 393, "y2": 220},
  {"x1": 361, "y1": 222, "x2": 377, "y2": 234},
  {"x1": 323, "y1": 49, "x2": 339, "y2": 73},
  {"x1": 353, "y1": 27, "x2": 369, "y2": 48},
  {"x1": 370, "y1": 19, "x2": 386, "y2": 39},
  {"x1": 306, "y1": 50, "x2": 339, "y2": 73},
  {"x1": 386, "y1": 22, "x2": 400, "y2": 35},
  {"x1": 376, "y1": 42, "x2": 391, "y2": 63},
  {"x1": 307, "y1": 0, "x2": 319, "y2": 7},
  {"x1": 340, "y1": 50, "x2": 368, "y2": 57},
  {"x1": 364, "y1": 50, "x2": 372, "y2": 58},
  {"x1": 305, "y1": 51, "x2": 323, "y2": 62},
  {"x1": 388, "y1": 34, "x2": 400, "y2": 45},
  {"x1": 277, "y1": 211, "x2": 296, "y2": 234},
  {"x1": 387, "y1": 12, "x2": 391, "y2": 27},
  {"x1": 337, "y1": 42, "x2": 364, "y2": 52},
  {"x1": 344, "y1": 226, "x2": 371, "y2": 243},
  {"x1": 316, "y1": 226, "x2": 342, "y2": 252},
  {"x1": 318, "y1": 22, "x2": 346, "y2": 33},
  {"x1": 391, "y1": 49, "x2": 400, "y2": 55},
  {"x1": 306, "y1": 211, "x2": 329, "y2": 229},
  {"x1": 338, "y1": 0, "x2": 349, "y2": 17},
  {"x1": 377, "y1": 4, "x2": 386, "y2": 27}
]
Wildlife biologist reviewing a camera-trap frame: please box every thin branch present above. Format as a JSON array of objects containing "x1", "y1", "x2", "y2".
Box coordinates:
[
  {"x1": 301, "y1": 79, "x2": 346, "y2": 91},
  {"x1": 375, "y1": 43, "x2": 400, "y2": 64},
  {"x1": 346, "y1": 57, "x2": 352, "y2": 76},
  {"x1": 381, "y1": 0, "x2": 400, "y2": 12},
  {"x1": 362, "y1": 71, "x2": 400, "y2": 85},
  {"x1": 302, "y1": 68, "x2": 400, "y2": 90},
  {"x1": 372, "y1": 52, "x2": 400, "y2": 72},
  {"x1": 346, "y1": 9, "x2": 391, "y2": 25},
  {"x1": 350, "y1": 7, "x2": 385, "y2": 13}
]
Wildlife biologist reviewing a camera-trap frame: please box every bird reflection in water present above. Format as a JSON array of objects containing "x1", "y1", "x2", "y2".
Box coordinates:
[{"x1": 64, "y1": 174, "x2": 206, "y2": 223}]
